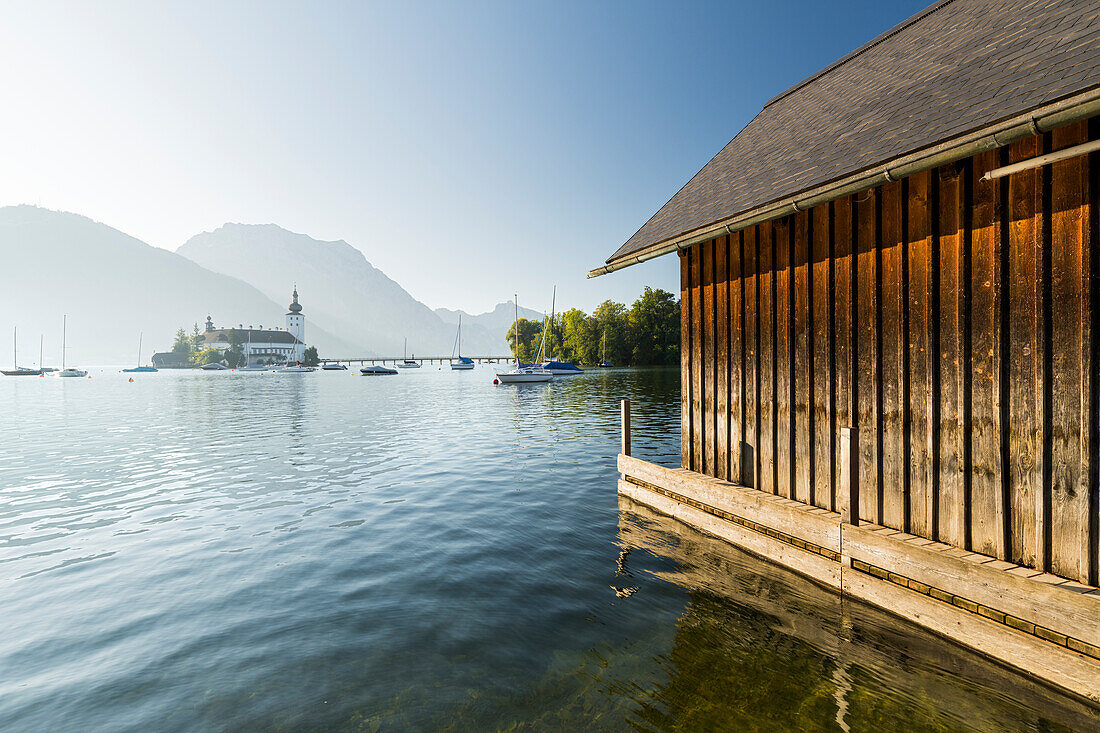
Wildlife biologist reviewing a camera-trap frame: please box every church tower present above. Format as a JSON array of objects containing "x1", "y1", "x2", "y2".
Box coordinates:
[{"x1": 286, "y1": 286, "x2": 305, "y2": 359}]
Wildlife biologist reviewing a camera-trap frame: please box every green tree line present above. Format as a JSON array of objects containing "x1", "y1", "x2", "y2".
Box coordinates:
[{"x1": 505, "y1": 286, "x2": 679, "y2": 366}]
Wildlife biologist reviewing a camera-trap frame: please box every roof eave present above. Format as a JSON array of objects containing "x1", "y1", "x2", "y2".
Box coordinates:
[{"x1": 590, "y1": 86, "x2": 1100, "y2": 279}]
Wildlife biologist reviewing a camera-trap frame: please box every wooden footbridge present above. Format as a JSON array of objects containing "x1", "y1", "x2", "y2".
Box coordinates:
[{"x1": 321, "y1": 355, "x2": 513, "y2": 366}]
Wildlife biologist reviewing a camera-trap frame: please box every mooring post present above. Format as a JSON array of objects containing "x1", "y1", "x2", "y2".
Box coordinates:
[{"x1": 621, "y1": 398, "x2": 631, "y2": 457}]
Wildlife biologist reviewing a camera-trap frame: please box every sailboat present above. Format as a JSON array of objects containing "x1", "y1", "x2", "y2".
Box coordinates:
[
  {"x1": 597, "y1": 332, "x2": 613, "y2": 368},
  {"x1": 540, "y1": 286, "x2": 583, "y2": 376},
  {"x1": 450, "y1": 315, "x2": 474, "y2": 370},
  {"x1": 122, "y1": 333, "x2": 158, "y2": 372},
  {"x1": 57, "y1": 315, "x2": 88, "y2": 378},
  {"x1": 1, "y1": 327, "x2": 42, "y2": 376},
  {"x1": 496, "y1": 295, "x2": 551, "y2": 383},
  {"x1": 239, "y1": 331, "x2": 269, "y2": 370},
  {"x1": 397, "y1": 338, "x2": 420, "y2": 368}
]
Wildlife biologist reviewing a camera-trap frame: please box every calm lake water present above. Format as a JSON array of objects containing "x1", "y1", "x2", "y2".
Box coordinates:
[{"x1": 1, "y1": 366, "x2": 1095, "y2": 732}]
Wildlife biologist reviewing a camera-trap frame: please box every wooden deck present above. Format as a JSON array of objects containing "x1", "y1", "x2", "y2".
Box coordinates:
[{"x1": 618, "y1": 453, "x2": 1100, "y2": 705}]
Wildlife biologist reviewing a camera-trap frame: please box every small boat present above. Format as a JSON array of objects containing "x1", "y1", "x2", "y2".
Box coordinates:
[
  {"x1": 397, "y1": 338, "x2": 420, "y2": 368},
  {"x1": 56, "y1": 316, "x2": 88, "y2": 378},
  {"x1": 239, "y1": 364, "x2": 269, "y2": 371},
  {"x1": 450, "y1": 315, "x2": 475, "y2": 370},
  {"x1": 122, "y1": 333, "x2": 158, "y2": 373},
  {"x1": 540, "y1": 287, "x2": 583, "y2": 375},
  {"x1": 542, "y1": 360, "x2": 584, "y2": 376},
  {"x1": 597, "y1": 362, "x2": 614, "y2": 369},
  {"x1": 321, "y1": 363, "x2": 348, "y2": 371},
  {"x1": 279, "y1": 362, "x2": 316, "y2": 373},
  {"x1": 361, "y1": 365, "x2": 398, "y2": 375},
  {"x1": 201, "y1": 362, "x2": 230, "y2": 371},
  {"x1": 497, "y1": 295, "x2": 552, "y2": 384},
  {"x1": 2, "y1": 327, "x2": 42, "y2": 376}
]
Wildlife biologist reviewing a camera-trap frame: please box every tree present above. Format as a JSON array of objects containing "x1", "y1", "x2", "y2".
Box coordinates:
[
  {"x1": 505, "y1": 318, "x2": 544, "y2": 362},
  {"x1": 302, "y1": 346, "x2": 319, "y2": 367},
  {"x1": 592, "y1": 300, "x2": 629, "y2": 365},
  {"x1": 189, "y1": 323, "x2": 204, "y2": 363},
  {"x1": 195, "y1": 347, "x2": 224, "y2": 365},
  {"x1": 171, "y1": 328, "x2": 191, "y2": 355},
  {"x1": 629, "y1": 287, "x2": 680, "y2": 365}
]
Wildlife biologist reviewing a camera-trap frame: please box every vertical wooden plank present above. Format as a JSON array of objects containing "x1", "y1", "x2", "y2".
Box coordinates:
[
  {"x1": 692, "y1": 243, "x2": 705, "y2": 474},
  {"x1": 1006, "y1": 136, "x2": 1044, "y2": 570},
  {"x1": 970, "y1": 149, "x2": 1006, "y2": 559},
  {"x1": 793, "y1": 211, "x2": 813, "y2": 505},
  {"x1": 908, "y1": 170, "x2": 935, "y2": 539},
  {"x1": 812, "y1": 203, "x2": 833, "y2": 510},
  {"x1": 744, "y1": 228, "x2": 759, "y2": 488},
  {"x1": 680, "y1": 250, "x2": 689, "y2": 467},
  {"x1": 834, "y1": 198, "x2": 854, "y2": 515},
  {"x1": 702, "y1": 240, "x2": 717, "y2": 477},
  {"x1": 856, "y1": 189, "x2": 880, "y2": 524},
  {"x1": 729, "y1": 233, "x2": 744, "y2": 484},
  {"x1": 716, "y1": 237, "x2": 730, "y2": 481},
  {"x1": 1050, "y1": 121, "x2": 1092, "y2": 583},
  {"x1": 775, "y1": 217, "x2": 794, "y2": 499},
  {"x1": 881, "y1": 180, "x2": 907, "y2": 531},
  {"x1": 759, "y1": 223, "x2": 777, "y2": 495},
  {"x1": 938, "y1": 165, "x2": 967, "y2": 547}
]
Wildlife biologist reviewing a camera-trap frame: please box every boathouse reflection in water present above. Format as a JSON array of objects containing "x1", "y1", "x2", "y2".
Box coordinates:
[{"x1": 613, "y1": 495, "x2": 1096, "y2": 732}]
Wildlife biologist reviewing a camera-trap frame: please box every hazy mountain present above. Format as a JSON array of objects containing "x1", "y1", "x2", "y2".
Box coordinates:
[
  {"x1": 178, "y1": 224, "x2": 513, "y2": 357},
  {"x1": 435, "y1": 302, "x2": 545, "y2": 333},
  {"x1": 0, "y1": 206, "x2": 355, "y2": 365}
]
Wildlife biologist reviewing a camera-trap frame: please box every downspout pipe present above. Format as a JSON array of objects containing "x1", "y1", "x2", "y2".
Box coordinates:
[{"x1": 589, "y1": 87, "x2": 1100, "y2": 278}]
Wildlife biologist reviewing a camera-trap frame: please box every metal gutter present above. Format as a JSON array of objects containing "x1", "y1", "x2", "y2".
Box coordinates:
[{"x1": 589, "y1": 87, "x2": 1100, "y2": 278}]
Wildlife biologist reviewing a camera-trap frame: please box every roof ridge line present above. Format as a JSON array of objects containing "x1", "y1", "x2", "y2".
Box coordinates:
[{"x1": 763, "y1": 0, "x2": 959, "y2": 110}]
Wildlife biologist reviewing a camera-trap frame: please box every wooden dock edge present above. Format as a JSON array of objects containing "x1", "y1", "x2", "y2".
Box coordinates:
[{"x1": 617, "y1": 455, "x2": 1100, "y2": 706}]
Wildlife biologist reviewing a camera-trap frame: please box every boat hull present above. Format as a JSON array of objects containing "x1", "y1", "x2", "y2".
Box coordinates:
[
  {"x1": 58, "y1": 369, "x2": 88, "y2": 378},
  {"x1": 361, "y1": 366, "x2": 397, "y2": 375},
  {"x1": 2, "y1": 369, "x2": 42, "y2": 376},
  {"x1": 496, "y1": 369, "x2": 553, "y2": 383},
  {"x1": 450, "y1": 362, "x2": 475, "y2": 370},
  {"x1": 122, "y1": 366, "x2": 158, "y2": 373}
]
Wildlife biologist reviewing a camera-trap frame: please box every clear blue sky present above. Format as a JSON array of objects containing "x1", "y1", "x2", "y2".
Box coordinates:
[{"x1": 0, "y1": 0, "x2": 928, "y2": 315}]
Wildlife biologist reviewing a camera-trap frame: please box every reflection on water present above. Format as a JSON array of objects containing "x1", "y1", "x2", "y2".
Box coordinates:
[{"x1": 0, "y1": 367, "x2": 1093, "y2": 731}]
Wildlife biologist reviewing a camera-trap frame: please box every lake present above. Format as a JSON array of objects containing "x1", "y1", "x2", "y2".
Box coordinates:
[{"x1": 1, "y1": 366, "x2": 1094, "y2": 731}]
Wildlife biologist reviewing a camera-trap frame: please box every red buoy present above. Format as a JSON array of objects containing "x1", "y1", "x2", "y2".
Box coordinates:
[{"x1": 493, "y1": 378, "x2": 499, "y2": 385}]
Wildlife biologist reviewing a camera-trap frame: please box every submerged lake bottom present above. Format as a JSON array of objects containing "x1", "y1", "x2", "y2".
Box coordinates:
[{"x1": 1, "y1": 366, "x2": 1095, "y2": 731}]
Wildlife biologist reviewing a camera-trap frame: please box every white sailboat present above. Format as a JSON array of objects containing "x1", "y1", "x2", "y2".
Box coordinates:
[
  {"x1": 2, "y1": 327, "x2": 41, "y2": 376},
  {"x1": 496, "y1": 295, "x2": 551, "y2": 383},
  {"x1": 450, "y1": 315, "x2": 474, "y2": 370},
  {"x1": 57, "y1": 315, "x2": 88, "y2": 378},
  {"x1": 397, "y1": 338, "x2": 420, "y2": 368}
]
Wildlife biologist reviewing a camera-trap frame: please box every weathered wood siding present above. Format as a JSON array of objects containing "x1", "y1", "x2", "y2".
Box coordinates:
[{"x1": 679, "y1": 121, "x2": 1100, "y2": 584}]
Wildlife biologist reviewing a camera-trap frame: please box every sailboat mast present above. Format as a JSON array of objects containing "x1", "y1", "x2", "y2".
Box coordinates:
[
  {"x1": 514, "y1": 295, "x2": 519, "y2": 368},
  {"x1": 137, "y1": 332, "x2": 143, "y2": 368},
  {"x1": 39, "y1": 334, "x2": 43, "y2": 370},
  {"x1": 12, "y1": 326, "x2": 16, "y2": 370},
  {"x1": 62, "y1": 316, "x2": 66, "y2": 371},
  {"x1": 549, "y1": 286, "x2": 556, "y2": 362}
]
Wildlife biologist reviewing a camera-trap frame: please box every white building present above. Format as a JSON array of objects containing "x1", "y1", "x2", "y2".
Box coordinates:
[{"x1": 200, "y1": 287, "x2": 309, "y2": 365}]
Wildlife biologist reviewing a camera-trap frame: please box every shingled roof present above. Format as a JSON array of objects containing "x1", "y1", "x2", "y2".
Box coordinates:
[{"x1": 603, "y1": 0, "x2": 1100, "y2": 268}]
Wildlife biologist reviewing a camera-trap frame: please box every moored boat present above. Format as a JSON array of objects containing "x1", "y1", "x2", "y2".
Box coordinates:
[
  {"x1": 122, "y1": 333, "x2": 158, "y2": 373},
  {"x1": 397, "y1": 338, "x2": 420, "y2": 368},
  {"x1": 450, "y1": 315, "x2": 475, "y2": 370},
  {"x1": 2, "y1": 327, "x2": 42, "y2": 376},
  {"x1": 496, "y1": 295, "x2": 552, "y2": 384},
  {"x1": 321, "y1": 363, "x2": 348, "y2": 371},
  {"x1": 361, "y1": 365, "x2": 398, "y2": 375},
  {"x1": 56, "y1": 316, "x2": 87, "y2": 377}
]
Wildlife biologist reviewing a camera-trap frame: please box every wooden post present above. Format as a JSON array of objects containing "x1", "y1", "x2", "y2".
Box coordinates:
[{"x1": 621, "y1": 398, "x2": 631, "y2": 457}]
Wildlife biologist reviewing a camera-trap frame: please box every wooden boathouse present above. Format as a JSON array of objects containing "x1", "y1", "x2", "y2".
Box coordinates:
[{"x1": 593, "y1": 0, "x2": 1100, "y2": 704}]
